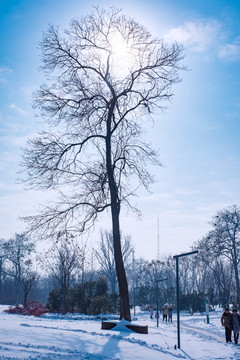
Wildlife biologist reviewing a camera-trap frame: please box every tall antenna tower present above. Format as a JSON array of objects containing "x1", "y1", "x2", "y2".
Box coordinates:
[{"x1": 157, "y1": 213, "x2": 160, "y2": 261}]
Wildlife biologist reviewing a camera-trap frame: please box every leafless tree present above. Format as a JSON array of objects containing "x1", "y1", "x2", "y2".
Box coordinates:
[
  {"x1": 194, "y1": 205, "x2": 240, "y2": 303},
  {"x1": 95, "y1": 230, "x2": 134, "y2": 293},
  {"x1": 39, "y1": 231, "x2": 82, "y2": 314},
  {"x1": 2, "y1": 233, "x2": 38, "y2": 306},
  {"x1": 21, "y1": 7, "x2": 184, "y2": 320}
]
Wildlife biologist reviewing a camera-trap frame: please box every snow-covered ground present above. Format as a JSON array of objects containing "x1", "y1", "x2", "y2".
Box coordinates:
[{"x1": 0, "y1": 305, "x2": 239, "y2": 360}]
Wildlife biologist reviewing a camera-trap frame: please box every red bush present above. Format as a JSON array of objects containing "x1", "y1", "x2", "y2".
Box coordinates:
[{"x1": 4, "y1": 301, "x2": 48, "y2": 317}]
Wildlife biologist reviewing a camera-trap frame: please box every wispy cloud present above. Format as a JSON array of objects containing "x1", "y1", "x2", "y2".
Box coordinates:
[
  {"x1": 164, "y1": 19, "x2": 221, "y2": 52},
  {"x1": 0, "y1": 66, "x2": 12, "y2": 83},
  {"x1": 164, "y1": 19, "x2": 240, "y2": 60},
  {"x1": 218, "y1": 40, "x2": 240, "y2": 60},
  {"x1": 10, "y1": 103, "x2": 28, "y2": 116}
]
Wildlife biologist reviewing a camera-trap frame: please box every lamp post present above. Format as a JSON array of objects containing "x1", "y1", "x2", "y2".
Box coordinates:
[
  {"x1": 206, "y1": 299, "x2": 210, "y2": 324},
  {"x1": 173, "y1": 250, "x2": 198, "y2": 349},
  {"x1": 155, "y1": 278, "x2": 168, "y2": 327},
  {"x1": 133, "y1": 286, "x2": 140, "y2": 317}
]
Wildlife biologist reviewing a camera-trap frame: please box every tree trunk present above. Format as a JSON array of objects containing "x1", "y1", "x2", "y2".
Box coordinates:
[
  {"x1": 61, "y1": 287, "x2": 67, "y2": 314},
  {"x1": 106, "y1": 103, "x2": 131, "y2": 321},
  {"x1": 111, "y1": 200, "x2": 131, "y2": 321},
  {"x1": 23, "y1": 288, "x2": 28, "y2": 307}
]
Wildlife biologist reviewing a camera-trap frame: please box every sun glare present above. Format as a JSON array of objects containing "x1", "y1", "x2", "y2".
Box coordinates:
[
  {"x1": 110, "y1": 32, "x2": 134, "y2": 78},
  {"x1": 111, "y1": 33, "x2": 129, "y2": 57}
]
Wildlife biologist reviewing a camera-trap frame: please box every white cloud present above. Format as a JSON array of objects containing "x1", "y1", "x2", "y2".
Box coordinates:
[
  {"x1": 164, "y1": 19, "x2": 240, "y2": 61},
  {"x1": 218, "y1": 42, "x2": 240, "y2": 59},
  {"x1": 10, "y1": 103, "x2": 28, "y2": 116},
  {"x1": 0, "y1": 66, "x2": 12, "y2": 83},
  {"x1": 0, "y1": 66, "x2": 11, "y2": 72},
  {"x1": 164, "y1": 19, "x2": 221, "y2": 52}
]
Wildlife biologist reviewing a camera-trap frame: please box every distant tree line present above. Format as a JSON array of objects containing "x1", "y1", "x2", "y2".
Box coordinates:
[
  {"x1": 127, "y1": 205, "x2": 240, "y2": 313},
  {"x1": 0, "y1": 230, "x2": 132, "y2": 315},
  {"x1": 1, "y1": 205, "x2": 240, "y2": 315}
]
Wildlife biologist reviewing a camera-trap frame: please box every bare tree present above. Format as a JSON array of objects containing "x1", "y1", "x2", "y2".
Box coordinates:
[
  {"x1": 39, "y1": 231, "x2": 82, "y2": 314},
  {"x1": 95, "y1": 230, "x2": 134, "y2": 293},
  {"x1": 194, "y1": 205, "x2": 240, "y2": 303},
  {"x1": 2, "y1": 233, "x2": 38, "y2": 306},
  {"x1": 21, "y1": 7, "x2": 183, "y2": 320}
]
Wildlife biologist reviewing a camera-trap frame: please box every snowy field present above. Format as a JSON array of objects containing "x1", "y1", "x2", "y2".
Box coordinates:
[{"x1": 0, "y1": 305, "x2": 239, "y2": 360}]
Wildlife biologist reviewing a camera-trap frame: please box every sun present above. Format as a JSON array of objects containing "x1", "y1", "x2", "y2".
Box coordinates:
[
  {"x1": 111, "y1": 33, "x2": 129, "y2": 58},
  {"x1": 109, "y1": 32, "x2": 135, "y2": 78}
]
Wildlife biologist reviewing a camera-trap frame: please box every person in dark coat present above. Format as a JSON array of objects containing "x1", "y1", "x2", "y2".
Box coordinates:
[
  {"x1": 230, "y1": 309, "x2": 240, "y2": 344},
  {"x1": 162, "y1": 305, "x2": 168, "y2": 322},
  {"x1": 168, "y1": 306, "x2": 173, "y2": 323},
  {"x1": 150, "y1": 306, "x2": 153, "y2": 319},
  {"x1": 221, "y1": 308, "x2": 232, "y2": 343}
]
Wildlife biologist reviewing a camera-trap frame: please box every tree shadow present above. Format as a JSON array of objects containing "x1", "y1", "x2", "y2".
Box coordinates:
[
  {"x1": 100, "y1": 329, "x2": 131, "y2": 359},
  {"x1": 100, "y1": 327, "x2": 186, "y2": 359}
]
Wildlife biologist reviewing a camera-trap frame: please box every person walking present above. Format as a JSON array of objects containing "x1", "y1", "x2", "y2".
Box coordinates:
[
  {"x1": 163, "y1": 305, "x2": 168, "y2": 322},
  {"x1": 221, "y1": 307, "x2": 232, "y2": 343},
  {"x1": 150, "y1": 306, "x2": 153, "y2": 319},
  {"x1": 230, "y1": 309, "x2": 240, "y2": 344},
  {"x1": 168, "y1": 306, "x2": 173, "y2": 323}
]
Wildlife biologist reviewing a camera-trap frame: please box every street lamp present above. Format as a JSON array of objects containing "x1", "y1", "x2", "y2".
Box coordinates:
[
  {"x1": 133, "y1": 286, "x2": 140, "y2": 317},
  {"x1": 173, "y1": 250, "x2": 198, "y2": 349},
  {"x1": 155, "y1": 278, "x2": 168, "y2": 327}
]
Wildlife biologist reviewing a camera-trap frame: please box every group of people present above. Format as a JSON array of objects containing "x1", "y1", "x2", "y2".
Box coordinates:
[
  {"x1": 150, "y1": 304, "x2": 173, "y2": 323},
  {"x1": 221, "y1": 307, "x2": 240, "y2": 344},
  {"x1": 162, "y1": 304, "x2": 173, "y2": 322},
  {"x1": 150, "y1": 304, "x2": 240, "y2": 344}
]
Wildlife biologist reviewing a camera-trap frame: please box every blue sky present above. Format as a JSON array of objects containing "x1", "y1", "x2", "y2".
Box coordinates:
[{"x1": 0, "y1": 0, "x2": 240, "y2": 259}]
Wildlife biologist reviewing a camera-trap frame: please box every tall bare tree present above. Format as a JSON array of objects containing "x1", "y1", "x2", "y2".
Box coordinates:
[{"x1": 21, "y1": 7, "x2": 183, "y2": 320}]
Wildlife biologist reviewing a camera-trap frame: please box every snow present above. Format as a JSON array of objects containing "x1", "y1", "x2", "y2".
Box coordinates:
[{"x1": 0, "y1": 305, "x2": 239, "y2": 359}]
